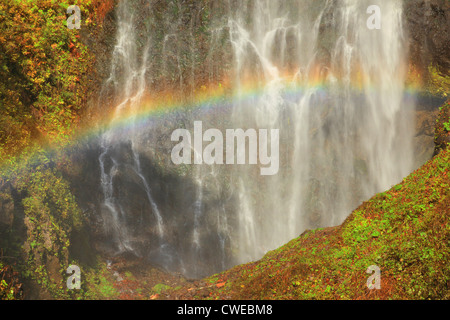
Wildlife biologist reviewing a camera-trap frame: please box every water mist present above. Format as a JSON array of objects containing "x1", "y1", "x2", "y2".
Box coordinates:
[{"x1": 97, "y1": 0, "x2": 415, "y2": 278}]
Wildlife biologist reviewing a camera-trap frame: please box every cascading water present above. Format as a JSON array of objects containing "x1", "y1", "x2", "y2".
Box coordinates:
[
  {"x1": 98, "y1": 0, "x2": 168, "y2": 257},
  {"x1": 96, "y1": 0, "x2": 415, "y2": 278},
  {"x1": 227, "y1": 0, "x2": 414, "y2": 264}
]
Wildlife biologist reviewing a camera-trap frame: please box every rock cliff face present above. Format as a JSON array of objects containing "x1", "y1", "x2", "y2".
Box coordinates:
[
  {"x1": 403, "y1": 0, "x2": 449, "y2": 167},
  {"x1": 434, "y1": 100, "x2": 450, "y2": 155},
  {"x1": 70, "y1": 0, "x2": 449, "y2": 275},
  {"x1": 0, "y1": 191, "x2": 14, "y2": 232},
  {"x1": 405, "y1": 0, "x2": 449, "y2": 77}
]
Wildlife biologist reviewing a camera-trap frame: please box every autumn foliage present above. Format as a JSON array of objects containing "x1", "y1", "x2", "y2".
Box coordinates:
[{"x1": 0, "y1": 0, "x2": 97, "y2": 160}]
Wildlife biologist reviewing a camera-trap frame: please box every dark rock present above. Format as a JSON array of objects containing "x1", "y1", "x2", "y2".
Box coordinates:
[
  {"x1": 0, "y1": 191, "x2": 14, "y2": 231},
  {"x1": 405, "y1": 0, "x2": 450, "y2": 76},
  {"x1": 434, "y1": 100, "x2": 450, "y2": 155},
  {"x1": 414, "y1": 109, "x2": 441, "y2": 165}
]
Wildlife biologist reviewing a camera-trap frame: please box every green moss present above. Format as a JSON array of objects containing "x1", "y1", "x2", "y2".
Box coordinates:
[
  {"x1": 0, "y1": 262, "x2": 23, "y2": 300},
  {"x1": 0, "y1": 146, "x2": 89, "y2": 298},
  {"x1": 0, "y1": 0, "x2": 97, "y2": 160},
  {"x1": 426, "y1": 65, "x2": 450, "y2": 98},
  {"x1": 198, "y1": 146, "x2": 450, "y2": 300},
  {"x1": 152, "y1": 283, "x2": 172, "y2": 294},
  {"x1": 435, "y1": 100, "x2": 450, "y2": 154},
  {"x1": 0, "y1": 0, "x2": 105, "y2": 300},
  {"x1": 81, "y1": 262, "x2": 120, "y2": 300}
]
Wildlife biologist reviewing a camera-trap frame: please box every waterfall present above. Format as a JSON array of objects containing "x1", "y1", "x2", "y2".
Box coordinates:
[
  {"x1": 227, "y1": 0, "x2": 413, "y2": 264},
  {"x1": 98, "y1": 0, "x2": 168, "y2": 256},
  {"x1": 96, "y1": 0, "x2": 414, "y2": 278}
]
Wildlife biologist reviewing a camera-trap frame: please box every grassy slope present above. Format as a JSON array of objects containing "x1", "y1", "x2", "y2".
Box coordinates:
[{"x1": 167, "y1": 144, "x2": 449, "y2": 300}]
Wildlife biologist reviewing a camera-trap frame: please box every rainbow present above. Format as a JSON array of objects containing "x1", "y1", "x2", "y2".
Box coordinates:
[
  {"x1": 80, "y1": 72, "x2": 421, "y2": 143},
  {"x1": 0, "y1": 69, "x2": 423, "y2": 175}
]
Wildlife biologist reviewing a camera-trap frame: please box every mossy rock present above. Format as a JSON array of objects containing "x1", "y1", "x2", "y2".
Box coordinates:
[
  {"x1": 151, "y1": 283, "x2": 172, "y2": 294},
  {"x1": 434, "y1": 100, "x2": 450, "y2": 155}
]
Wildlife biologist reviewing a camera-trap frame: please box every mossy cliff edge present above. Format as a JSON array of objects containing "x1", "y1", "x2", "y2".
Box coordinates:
[{"x1": 167, "y1": 101, "x2": 449, "y2": 300}]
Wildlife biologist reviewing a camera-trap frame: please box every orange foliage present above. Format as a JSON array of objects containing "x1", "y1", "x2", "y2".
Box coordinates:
[{"x1": 91, "y1": 0, "x2": 115, "y2": 24}]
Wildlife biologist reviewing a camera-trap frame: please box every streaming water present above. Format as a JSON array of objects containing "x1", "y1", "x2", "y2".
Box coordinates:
[
  {"x1": 98, "y1": 0, "x2": 167, "y2": 256},
  {"x1": 228, "y1": 0, "x2": 413, "y2": 263},
  {"x1": 97, "y1": 0, "x2": 414, "y2": 278}
]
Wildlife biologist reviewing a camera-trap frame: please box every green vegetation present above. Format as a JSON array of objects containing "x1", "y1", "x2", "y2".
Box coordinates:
[
  {"x1": 81, "y1": 262, "x2": 120, "y2": 300},
  {"x1": 0, "y1": 147, "x2": 87, "y2": 298},
  {"x1": 435, "y1": 100, "x2": 450, "y2": 154},
  {"x1": 196, "y1": 142, "x2": 449, "y2": 300},
  {"x1": 426, "y1": 65, "x2": 450, "y2": 98},
  {"x1": 0, "y1": 0, "x2": 97, "y2": 160},
  {"x1": 0, "y1": 0, "x2": 106, "y2": 300},
  {"x1": 152, "y1": 283, "x2": 172, "y2": 294},
  {"x1": 0, "y1": 262, "x2": 23, "y2": 300}
]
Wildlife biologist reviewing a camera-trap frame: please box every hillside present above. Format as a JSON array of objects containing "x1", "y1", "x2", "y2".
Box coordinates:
[{"x1": 165, "y1": 109, "x2": 450, "y2": 299}]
